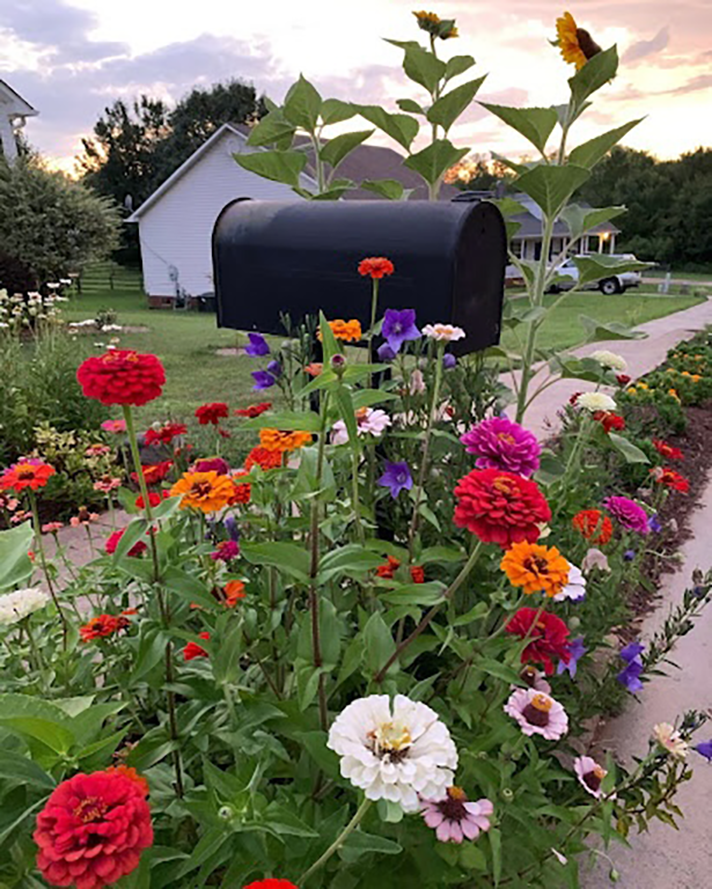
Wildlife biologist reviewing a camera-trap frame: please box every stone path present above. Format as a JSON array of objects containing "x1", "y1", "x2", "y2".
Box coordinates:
[
  {"x1": 581, "y1": 479, "x2": 712, "y2": 889},
  {"x1": 516, "y1": 297, "x2": 712, "y2": 438}
]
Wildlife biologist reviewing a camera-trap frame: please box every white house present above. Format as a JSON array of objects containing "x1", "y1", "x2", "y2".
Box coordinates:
[
  {"x1": 0, "y1": 79, "x2": 38, "y2": 165},
  {"x1": 127, "y1": 122, "x2": 457, "y2": 307}
]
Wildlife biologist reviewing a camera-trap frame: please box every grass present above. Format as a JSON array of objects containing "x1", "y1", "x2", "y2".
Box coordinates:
[
  {"x1": 645, "y1": 270, "x2": 712, "y2": 283},
  {"x1": 64, "y1": 269, "x2": 706, "y2": 446}
]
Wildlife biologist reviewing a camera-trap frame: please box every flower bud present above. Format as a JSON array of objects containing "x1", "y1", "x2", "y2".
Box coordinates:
[{"x1": 330, "y1": 353, "x2": 347, "y2": 376}]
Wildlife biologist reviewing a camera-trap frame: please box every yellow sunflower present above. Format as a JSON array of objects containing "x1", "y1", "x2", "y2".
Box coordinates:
[
  {"x1": 170, "y1": 471, "x2": 235, "y2": 513},
  {"x1": 501, "y1": 540, "x2": 570, "y2": 597},
  {"x1": 555, "y1": 11, "x2": 602, "y2": 71}
]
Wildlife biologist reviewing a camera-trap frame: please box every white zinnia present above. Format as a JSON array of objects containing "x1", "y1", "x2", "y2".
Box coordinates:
[
  {"x1": 422, "y1": 323, "x2": 466, "y2": 342},
  {"x1": 590, "y1": 350, "x2": 628, "y2": 372},
  {"x1": 575, "y1": 392, "x2": 617, "y2": 413},
  {"x1": 553, "y1": 562, "x2": 586, "y2": 602},
  {"x1": 653, "y1": 722, "x2": 688, "y2": 759},
  {"x1": 0, "y1": 587, "x2": 51, "y2": 627},
  {"x1": 327, "y1": 694, "x2": 458, "y2": 812}
]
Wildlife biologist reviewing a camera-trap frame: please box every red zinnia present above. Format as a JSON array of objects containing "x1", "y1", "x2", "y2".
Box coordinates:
[
  {"x1": 34, "y1": 768, "x2": 153, "y2": 889},
  {"x1": 195, "y1": 402, "x2": 229, "y2": 425},
  {"x1": 505, "y1": 607, "x2": 571, "y2": 675},
  {"x1": 135, "y1": 490, "x2": 170, "y2": 509},
  {"x1": 105, "y1": 528, "x2": 148, "y2": 558},
  {"x1": 144, "y1": 422, "x2": 187, "y2": 446},
  {"x1": 358, "y1": 256, "x2": 395, "y2": 279},
  {"x1": 453, "y1": 468, "x2": 551, "y2": 548},
  {"x1": 80, "y1": 613, "x2": 132, "y2": 642},
  {"x1": 244, "y1": 447, "x2": 283, "y2": 472},
  {"x1": 652, "y1": 439, "x2": 683, "y2": 460},
  {"x1": 410, "y1": 566, "x2": 425, "y2": 584},
  {"x1": 0, "y1": 459, "x2": 56, "y2": 493},
  {"x1": 652, "y1": 467, "x2": 689, "y2": 493},
  {"x1": 229, "y1": 470, "x2": 252, "y2": 504},
  {"x1": 572, "y1": 509, "x2": 613, "y2": 545},
  {"x1": 235, "y1": 402, "x2": 272, "y2": 418},
  {"x1": 77, "y1": 350, "x2": 165, "y2": 406},
  {"x1": 376, "y1": 555, "x2": 401, "y2": 579},
  {"x1": 244, "y1": 881, "x2": 299, "y2": 889},
  {"x1": 593, "y1": 411, "x2": 625, "y2": 433},
  {"x1": 183, "y1": 632, "x2": 210, "y2": 661},
  {"x1": 131, "y1": 461, "x2": 173, "y2": 486},
  {"x1": 194, "y1": 457, "x2": 230, "y2": 475},
  {"x1": 616, "y1": 374, "x2": 631, "y2": 386}
]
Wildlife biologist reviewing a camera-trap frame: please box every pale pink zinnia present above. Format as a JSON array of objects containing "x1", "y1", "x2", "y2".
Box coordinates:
[
  {"x1": 93, "y1": 477, "x2": 122, "y2": 493},
  {"x1": 332, "y1": 408, "x2": 391, "y2": 445},
  {"x1": 460, "y1": 416, "x2": 541, "y2": 478},
  {"x1": 573, "y1": 755, "x2": 608, "y2": 799},
  {"x1": 421, "y1": 787, "x2": 494, "y2": 843},
  {"x1": 504, "y1": 688, "x2": 568, "y2": 741}
]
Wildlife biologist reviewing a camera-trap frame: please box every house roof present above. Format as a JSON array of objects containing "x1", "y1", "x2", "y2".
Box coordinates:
[
  {"x1": 0, "y1": 79, "x2": 38, "y2": 117},
  {"x1": 509, "y1": 192, "x2": 620, "y2": 239},
  {"x1": 128, "y1": 121, "x2": 457, "y2": 220}
]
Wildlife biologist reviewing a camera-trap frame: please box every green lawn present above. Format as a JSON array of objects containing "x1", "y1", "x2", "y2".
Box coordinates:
[{"x1": 64, "y1": 272, "x2": 705, "y2": 442}]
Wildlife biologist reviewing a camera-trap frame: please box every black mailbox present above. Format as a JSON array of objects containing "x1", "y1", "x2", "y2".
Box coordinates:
[{"x1": 212, "y1": 199, "x2": 506, "y2": 354}]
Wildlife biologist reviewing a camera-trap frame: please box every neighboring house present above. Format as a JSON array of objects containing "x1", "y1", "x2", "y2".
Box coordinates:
[
  {"x1": 127, "y1": 122, "x2": 457, "y2": 307},
  {"x1": 0, "y1": 80, "x2": 38, "y2": 166}
]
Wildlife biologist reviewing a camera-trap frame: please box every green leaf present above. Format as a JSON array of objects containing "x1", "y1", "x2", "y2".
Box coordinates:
[
  {"x1": 573, "y1": 254, "x2": 651, "y2": 286},
  {"x1": 559, "y1": 204, "x2": 627, "y2": 241},
  {"x1": 245, "y1": 110, "x2": 296, "y2": 148},
  {"x1": 355, "y1": 105, "x2": 419, "y2": 150},
  {"x1": 320, "y1": 130, "x2": 374, "y2": 170},
  {"x1": 445, "y1": 54, "x2": 476, "y2": 82},
  {"x1": 0, "y1": 749, "x2": 55, "y2": 789},
  {"x1": 363, "y1": 612, "x2": 396, "y2": 675},
  {"x1": 491, "y1": 151, "x2": 530, "y2": 175},
  {"x1": 404, "y1": 139, "x2": 469, "y2": 186},
  {"x1": 569, "y1": 45, "x2": 619, "y2": 108},
  {"x1": 162, "y1": 567, "x2": 218, "y2": 610},
  {"x1": 479, "y1": 658, "x2": 522, "y2": 684},
  {"x1": 262, "y1": 802, "x2": 320, "y2": 838},
  {"x1": 0, "y1": 695, "x2": 75, "y2": 754},
  {"x1": 578, "y1": 314, "x2": 646, "y2": 342},
  {"x1": 333, "y1": 385, "x2": 361, "y2": 456},
  {"x1": 234, "y1": 150, "x2": 307, "y2": 188},
  {"x1": 418, "y1": 545, "x2": 465, "y2": 565},
  {"x1": 396, "y1": 98, "x2": 424, "y2": 114},
  {"x1": 317, "y1": 546, "x2": 383, "y2": 584},
  {"x1": 340, "y1": 830, "x2": 402, "y2": 862},
  {"x1": 239, "y1": 410, "x2": 323, "y2": 432},
  {"x1": 608, "y1": 432, "x2": 650, "y2": 464},
  {"x1": 112, "y1": 517, "x2": 149, "y2": 564},
  {"x1": 283, "y1": 74, "x2": 322, "y2": 131},
  {"x1": 568, "y1": 119, "x2": 643, "y2": 169},
  {"x1": 0, "y1": 522, "x2": 34, "y2": 591},
  {"x1": 241, "y1": 541, "x2": 310, "y2": 582},
  {"x1": 380, "y1": 581, "x2": 446, "y2": 607},
  {"x1": 489, "y1": 827, "x2": 502, "y2": 886},
  {"x1": 321, "y1": 98, "x2": 356, "y2": 125},
  {"x1": 481, "y1": 104, "x2": 559, "y2": 154},
  {"x1": 515, "y1": 164, "x2": 591, "y2": 216},
  {"x1": 399, "y1": 43, "x2": 447, "y2": 93},
  {"x1": 150, "y1": 495, "x2": 182, "y2": 521},
  {"x1": 427, "y1": 76, "x2": 487, "y2": 133}
]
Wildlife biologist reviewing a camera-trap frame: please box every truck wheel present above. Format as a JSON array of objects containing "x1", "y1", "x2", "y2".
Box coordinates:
[{"x1": 600, "y1": 278, "x2": 621, "y2": 295}]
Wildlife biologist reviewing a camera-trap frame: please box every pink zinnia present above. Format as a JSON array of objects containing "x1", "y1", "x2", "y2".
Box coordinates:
[
  {"x1": 421, "y1": 787, "x2": 494, "y2": 843},
  {"x1": 602, "y1": 496, "x2": 649, "y2": 535},
  {"x1": 210, "y1": 540, "x2": 239, "y2": 562},
  {"x1": 460, "y1": 416, "x2": 541, "y2": 477}
]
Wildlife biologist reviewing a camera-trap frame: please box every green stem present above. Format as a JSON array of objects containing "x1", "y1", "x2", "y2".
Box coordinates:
[
  {"x1": 300, "y1": 797, "x2": 372, "y2": 885},
  {"x1": 407, "y1": 340, "x2": 445, "y2": 558},
  {"x1": 29, "y1": 490, "x2": 68, "y2": 650}
]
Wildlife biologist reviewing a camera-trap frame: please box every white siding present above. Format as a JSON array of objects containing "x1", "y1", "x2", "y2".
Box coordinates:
[{"x1": 137, "y1": 132, "x2": 302, "y2": 298}]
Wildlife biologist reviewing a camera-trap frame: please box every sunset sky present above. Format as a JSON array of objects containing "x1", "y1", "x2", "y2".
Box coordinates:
[{"x1": 1, "y1": 0, "x2": 710, "y2": 174}]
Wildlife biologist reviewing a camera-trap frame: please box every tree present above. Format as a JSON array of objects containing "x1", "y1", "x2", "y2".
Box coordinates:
[{"x1": 0, "y1": 154, "x2": 121, "y2": 281}]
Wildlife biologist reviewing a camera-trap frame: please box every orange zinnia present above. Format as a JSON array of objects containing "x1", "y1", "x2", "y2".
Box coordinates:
[
  {"x1": 572, "y1": 509, "x2": 613, "y2": 545},
  {"x1": 229, "y1": 470, "x2": 252, "y2": 504},
  {"x1": 259, "y1": 428, "x2": 313, "y2": 453},
  {"x1": 223, "y1": 580, "x2": 246, "y2": 607},
  {"x1": 0, "y1": 459, "x2": 56, "y2": 492},
  {"x1": 318, "y1": 319, "x2": 362, "y2": 342},
  {"x1": 244, "y1": 446, "x2": 283, "y2": 471},
  {"x1": 304, "y1": 362, "x2": 323, "y2": 377},
  {"x1": 170, "y1": 471, "x2": 235, "y2": 513},
  {"x1": 500, "y1": 541, "x2": 570, "y2": 597}
]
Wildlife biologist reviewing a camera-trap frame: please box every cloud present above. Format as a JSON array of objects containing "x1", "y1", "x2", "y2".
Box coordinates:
[
  {"x1": 622, "y1": 26, "x2": 670, "y2": 63},
  {"x1": 665, "y1": 73, "x2": 712, "y2": 95}
]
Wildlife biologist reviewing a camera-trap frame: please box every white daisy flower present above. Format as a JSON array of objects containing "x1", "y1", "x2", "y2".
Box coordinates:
[
  {"x1": 575, "y1": 392, "x2": 617, "y2": 413},
  {"x1": 504, "y1": 688, "x2": 569, "y2": 741},
  {"x1": 590, "y1": 350, "x2": 628, "y2": 372},
  {"x1": 573, "y1": 755, "x2": 608, "y2": 799},
  {"x1": 0, "y1": 587, "x2": 51, "y2": 627},
  {"x1": 653, "y1": 722, "x2": 688, "y2": 759},
  {"x1": 422, "y1": 323, "x2": 466, "y2": 342},
  {"x1": 327, "y1": 694, "x2": 458, "y2": 812},
  {"x1": 553, "y1": 562, "x2": 586, "y2": 602}
]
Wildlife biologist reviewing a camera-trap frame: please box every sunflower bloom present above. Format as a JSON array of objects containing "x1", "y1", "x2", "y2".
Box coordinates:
[
  {"x1": 555, "y1": 11, "x2": 602, "y2": 70},
  {"x1": 170, "y1": 471, "x2": 235, "y2": 513},
  {"x1": 501, "y1": 541, "x2": 570, "y2": 597}
]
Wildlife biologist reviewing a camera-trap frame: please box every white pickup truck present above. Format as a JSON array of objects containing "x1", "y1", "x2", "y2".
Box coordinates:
[{"x1": 549, "y1": 254, "x2": 643, "y2": 295}]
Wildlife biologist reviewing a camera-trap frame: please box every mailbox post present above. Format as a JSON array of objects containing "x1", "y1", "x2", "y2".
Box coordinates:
[{"x1": 213, "y1": 199, "x2": 506, "y2": 355}]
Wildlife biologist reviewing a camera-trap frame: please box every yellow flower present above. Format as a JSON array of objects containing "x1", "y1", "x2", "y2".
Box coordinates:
[
  {"x1": 626, "y1": 387, "x2": 637, "y2": 396},
  {"x1": 668, "y1": 389, "x2": 680, "y2": 402},
  {"x1": 500, "y1": 541, "x2": 570, "y2": 597},
  {"x1": 637, "y1": 381, "x2": 649, "y2": 390},
  {"x1": 170, "y1": 471, "x2": 235, "y2": 513},
  {"x1": 413, "y1": 10, "x2": 458, "y2": 39},
  {"x1": 555, "y1": 11, "x2": 602, "y2": 70},
  {"x1": 413, "y1": 10, "x2": 440, "y2": 26}
]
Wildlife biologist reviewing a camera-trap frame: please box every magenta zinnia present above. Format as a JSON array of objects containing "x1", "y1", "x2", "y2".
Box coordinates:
[
  {"x1": 602, "y1": 496, "x2": 649, "y2": 535},
  {"x1": 460, "y1": 416, "x2": 541, "y2": 478}
]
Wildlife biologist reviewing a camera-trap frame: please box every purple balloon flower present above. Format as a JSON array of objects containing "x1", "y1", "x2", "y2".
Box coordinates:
[
  {"x1": 617, "y1": 659, "x2": 644, "y2": 693},
  {"x1": 377, "y1": 461, "x2": 413, "y2": 499},
  {"x1": 624, "y1": 550, "x2": 636, "y2": 561},
  {"x1": 252, "y1": 370, "x2": 277, "y2": 390},
  {"x1": 648, "y1": 514, "x2": 662, "y2": 534},
  {"x1": 620, "y1": 642, "x2": 644, "y2": 663},
  {"x1": 443, "y1": 353, "x2": 457, "y2": 369},
  {"x1": 381, "y1": 309, "x2": 421, "y2": 354},
  {"x1": 377, "y1": 342, "x2": 397, "y2": 362},
  {"x1": 694, "y1": 740, "x2": 712, "y2": 761},
  {"x1": 266, "y1": 360, "x2": 282, "y2": 377},
  {"x1": 460, "y1": 416, "x2": 541, "y2": 478},
  {"x1": 603, "y1": 496, "x2": 650, "y2": 536},
  {"x1": 557, "y1": 636, "x2": 587, "y2": 678},
  {"x1": 244, "y1": 332, "x2": 270, "y2": 356},
  {"x1": 224, "y1": 515, "x2": 240, "y2": 543}
]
